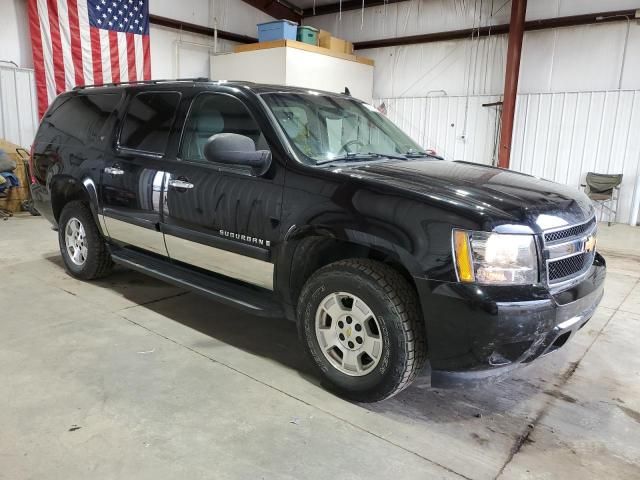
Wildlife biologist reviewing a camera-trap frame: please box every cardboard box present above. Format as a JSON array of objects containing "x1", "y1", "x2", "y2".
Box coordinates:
[
  {"x1": 329, "y1": 37, "x2": 348, "y2": 53},
  {"x1": 318, "y1": 29, "x2": 331, "y2": 48},
  {"x1": 344, "y1": 41, "x2": 354, "y2": 55},
  {"x1": 318, "y1": 32, "x2": 346, "y2": 53},
  {"x1": 318, "y1": 30, "x2": 354, "y2": 55}
]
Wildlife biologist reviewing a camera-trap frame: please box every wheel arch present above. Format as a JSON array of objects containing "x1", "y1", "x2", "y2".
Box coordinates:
[
  {"x1": 50, "y1": 174, "x2": 103, "y2": 233},
  {"x1": 276, "y1": 226, "x2": 423, "y2": 315}
]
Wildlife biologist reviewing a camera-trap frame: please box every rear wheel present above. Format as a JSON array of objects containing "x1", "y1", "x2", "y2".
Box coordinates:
[
  {"x1": 58, "y1": 201, "x2": 113, "y2": 280},
  {"x1": 297, "y1": 259, "x2": 427, "y2": 402}
]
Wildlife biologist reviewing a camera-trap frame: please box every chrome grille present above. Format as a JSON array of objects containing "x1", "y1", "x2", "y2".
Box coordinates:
[
  {"x1": 543, "y1": 216, "x2": 597, "y2": 288},
  {"x1": 544, "y1": 217, "x2": 596, "y2": 243},
  {"x1": 548, "y1": 251, "x2": 596, "y2": 282}
]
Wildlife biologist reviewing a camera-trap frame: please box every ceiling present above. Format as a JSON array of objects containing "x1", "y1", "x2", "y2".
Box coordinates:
[
  {"x1": 245, "y1": 0, "x2": 409, "y2": 19},
  {"x1": 287, "y1": 0, "x2": 336, "y2": 9}
]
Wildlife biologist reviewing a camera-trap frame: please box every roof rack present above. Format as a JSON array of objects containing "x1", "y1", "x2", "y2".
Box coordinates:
[{"x1": 73, "y1": 77, "x2": 210, "y2": 90}]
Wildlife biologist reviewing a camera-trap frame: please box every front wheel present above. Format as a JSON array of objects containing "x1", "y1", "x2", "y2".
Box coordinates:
[
  {"x1": 297, "y1": 259, "x2": 427, "y2": 402},
  {"x1": 58, "y1": 201, "x2": 113, "y2": 280}
]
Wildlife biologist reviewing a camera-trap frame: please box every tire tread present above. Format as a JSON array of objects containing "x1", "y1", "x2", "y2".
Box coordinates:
[
  {"x1": 59, "y1": 201, "x2": 113, "y2": 280},
  {"x1": 298, "y1": 258, "x2": 427, "y2": 401}
]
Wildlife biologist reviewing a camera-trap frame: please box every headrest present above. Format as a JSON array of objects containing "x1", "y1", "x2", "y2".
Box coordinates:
[{"x1": 194, "y1": 110, "x2": 224, "y2": 135}]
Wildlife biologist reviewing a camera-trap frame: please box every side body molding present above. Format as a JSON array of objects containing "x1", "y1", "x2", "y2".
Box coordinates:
[
  {"x1": 101, "y1": 212, "x2": 168, "y2": 256},
  {"x1": 163, "y1": 233, "x2": 274, "y2": 290}
]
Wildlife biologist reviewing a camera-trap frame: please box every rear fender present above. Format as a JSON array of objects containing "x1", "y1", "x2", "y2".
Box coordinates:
[{"x1": 50, "y1": 174, "x2": 105, "y2": 235}]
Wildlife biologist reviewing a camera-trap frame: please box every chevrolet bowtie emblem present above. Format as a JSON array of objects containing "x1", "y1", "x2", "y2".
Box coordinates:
[{"x1": 585, "y1": 234, "x2": 596, "y2": 253}]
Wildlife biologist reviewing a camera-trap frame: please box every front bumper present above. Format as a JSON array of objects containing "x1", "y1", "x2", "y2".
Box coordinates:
[{"x1": 417, "y1": 252, "x2": 606, "y2": 388}]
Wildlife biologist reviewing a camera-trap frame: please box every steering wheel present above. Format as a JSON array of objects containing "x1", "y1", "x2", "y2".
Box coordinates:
[{"x1": 338, "y1": 139, "x2": 365, "y2": 154}]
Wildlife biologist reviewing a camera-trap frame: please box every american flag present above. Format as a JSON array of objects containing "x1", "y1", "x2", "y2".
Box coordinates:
[{"x1": 28, "y1": 0, "x2": 151, "y2": 118}]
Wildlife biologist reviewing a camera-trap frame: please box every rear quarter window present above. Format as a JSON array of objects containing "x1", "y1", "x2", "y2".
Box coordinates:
[
  {"x1": 36, "y1": 93, "x2": 122, "y2": 146},
  {"x1": 119, "y1": 92, "x2": 181, "y2": 155}
]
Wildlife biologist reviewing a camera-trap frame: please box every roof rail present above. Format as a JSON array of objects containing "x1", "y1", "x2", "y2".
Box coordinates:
[{"x1": 73, "y1": 77, "x2": 210, "y2": 90}]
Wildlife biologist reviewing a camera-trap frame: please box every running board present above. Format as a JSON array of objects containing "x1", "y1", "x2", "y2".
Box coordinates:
[{"x1": 110, "y1": 247, "x2": 283, "y2": 317}]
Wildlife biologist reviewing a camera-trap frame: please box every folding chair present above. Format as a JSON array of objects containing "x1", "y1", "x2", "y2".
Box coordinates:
[{"x1": 582, "y1": 173, "x2": 623, "y2": 226}]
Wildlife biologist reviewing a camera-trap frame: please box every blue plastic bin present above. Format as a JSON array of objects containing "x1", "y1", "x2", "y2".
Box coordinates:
[{"x1": 257, "y1": 20, "x2": 298, "y2": 42}]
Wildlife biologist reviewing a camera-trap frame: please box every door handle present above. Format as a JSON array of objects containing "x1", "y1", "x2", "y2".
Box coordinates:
[
  {"x1": 104, "y1": 166, "x2": 124, "y2": 175},
  {"x1": 168, "y1": 179, "x2": 194, "y2": 190}
]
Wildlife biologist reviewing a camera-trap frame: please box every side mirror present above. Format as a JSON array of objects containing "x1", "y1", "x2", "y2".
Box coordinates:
[{"x1": 203, "y1": 133, "x2": 271, "y2": 175}]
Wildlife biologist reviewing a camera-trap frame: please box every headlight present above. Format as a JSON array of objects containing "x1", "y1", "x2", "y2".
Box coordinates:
[{"x1": 452, "y1": 230, "x2": 539, "y2": 285}]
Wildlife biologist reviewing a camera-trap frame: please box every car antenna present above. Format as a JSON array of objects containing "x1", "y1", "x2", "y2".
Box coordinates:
[{"x1": 343, "y1": 86, "x2": 351, "y2": 96}]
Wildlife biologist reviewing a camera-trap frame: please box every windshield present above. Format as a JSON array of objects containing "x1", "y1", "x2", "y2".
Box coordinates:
[{"x1": 261, "y1": 93, "x2": 426, "y2": 166}]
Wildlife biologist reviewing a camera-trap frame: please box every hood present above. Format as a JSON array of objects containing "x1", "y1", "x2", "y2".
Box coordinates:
[{"x1": 343, "y1": 159, "x2": 594, "y2": 233}]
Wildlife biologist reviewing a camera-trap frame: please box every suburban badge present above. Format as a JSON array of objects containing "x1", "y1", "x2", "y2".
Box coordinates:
[{"x1": 219, "y1": 230, "x2": 271, "y2": 247}]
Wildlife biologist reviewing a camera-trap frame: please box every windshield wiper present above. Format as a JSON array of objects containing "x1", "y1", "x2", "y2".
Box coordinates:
[
  {"x1": 316, "y1": 152, "x2": 407, "y2": 166},
  {"x1": 403, "y1": 150, "x2": 442, "y2": 159}
]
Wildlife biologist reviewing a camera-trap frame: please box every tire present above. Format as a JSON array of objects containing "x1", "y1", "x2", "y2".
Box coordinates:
[
  {"x1": 297, "y1": 259, "x2": 427, "y2": 402},
  {"x1": 58, "y1": 201, "x2": 113, "y2": 280}
]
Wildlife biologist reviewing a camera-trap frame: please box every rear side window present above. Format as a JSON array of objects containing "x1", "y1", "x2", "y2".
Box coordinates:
[
  {"x1": 119, "y1": 92, "x2": 181, "y2": 154},
  {"x1": 38, "y1": 93, "x2": 121, "y2": 145}
]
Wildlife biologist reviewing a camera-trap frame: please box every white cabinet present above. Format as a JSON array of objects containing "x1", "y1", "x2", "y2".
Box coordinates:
[{"x1": 211, "y1": 40, "x2": 375, "y2": 103}]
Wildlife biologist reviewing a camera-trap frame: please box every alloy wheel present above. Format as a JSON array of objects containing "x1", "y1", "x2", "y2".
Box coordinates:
[
  {"x1": 64, "y1": 217, "x2": 88, "y2": 266},
  {"x1": 315, "y1": 292, "x2": 383, "y2": 376}
]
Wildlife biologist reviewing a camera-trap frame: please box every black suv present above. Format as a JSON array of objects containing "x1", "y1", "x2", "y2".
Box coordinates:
[{"x1": 30, "y1": 79, "x2": 605, "y2": 402}]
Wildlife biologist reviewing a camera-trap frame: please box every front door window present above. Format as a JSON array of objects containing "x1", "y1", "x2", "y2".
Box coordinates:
[{"x1": 180, "y1": 93, "x2": 270, "y2": 163}]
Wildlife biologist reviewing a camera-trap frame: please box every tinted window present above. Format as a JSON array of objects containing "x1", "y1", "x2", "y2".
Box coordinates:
[
  {"x1": 180, "y1": 94, "x2": 268, "y2": 162},
  {"x1": 39, "y1": 93, "x2": 121, "y2": 145},
  {"x1": 120, "y1": 92, "x2": 181, "y2": 154},
  {"x1": 262, "y1": 93, "x2": 423, "y2": 166}
]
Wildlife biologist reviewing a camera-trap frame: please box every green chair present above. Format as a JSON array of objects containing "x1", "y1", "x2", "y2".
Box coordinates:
[{"x1": 582, "y1": 173, "x2": 623, "y2": 226}]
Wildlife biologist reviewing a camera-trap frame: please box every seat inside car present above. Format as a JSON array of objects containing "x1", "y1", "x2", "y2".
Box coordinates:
[{"x1": 192, "y1": 111, "x2": 224, "y2": 159}]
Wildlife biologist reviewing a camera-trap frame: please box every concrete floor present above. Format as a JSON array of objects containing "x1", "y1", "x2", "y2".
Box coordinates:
[{"x1": 1, "y1": 214, "x2": 639, "y2": 480}]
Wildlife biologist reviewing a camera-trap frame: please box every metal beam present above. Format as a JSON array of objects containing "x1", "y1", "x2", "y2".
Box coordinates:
[
  {"x1": 498, "y1": 0, "x2": 527, "y2": 169},
  {"x1": 240, "y1": 0, "x2": 302, "y2": 22},
  {"x1": 149, "y1": 15, "x2": 258, "y2": 44},
  {"x1": 353, "y1": 9, "x2": 638, "y2": 50},
  {"x1": 303, "y1": 0, "x2": 409, "y2": 17}
]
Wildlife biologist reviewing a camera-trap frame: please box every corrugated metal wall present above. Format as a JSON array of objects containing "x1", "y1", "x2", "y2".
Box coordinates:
[
  {"x1": 310, "y1": 2, "x2": 640, "y2": 98},
  {"x1": 378, "y1": 94, "x2": 502, "y2": 166},
  {"x1": 0, "y1": 65, "x2": 38, "y2": 148},
  {"x1": 377, "y1": 90, "x2": 640, "y2": 225},
  {"x1": 512, "y1": 90, "x2": 640, "y2": 225}
]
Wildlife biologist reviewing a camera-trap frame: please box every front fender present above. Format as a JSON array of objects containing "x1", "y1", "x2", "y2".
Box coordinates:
[
  {"x1": 274, "y1": 225, "x2": 425, "y2": 314},
  {"x1": 284, "y1": 224, "x2": 424, "y2": 276}
]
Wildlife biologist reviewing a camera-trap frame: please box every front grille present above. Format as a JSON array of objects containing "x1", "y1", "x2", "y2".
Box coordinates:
[
  {"x1": 544, "y1": 217, "x2": 596, "y2": 243},
  {"x1": 544, "y1": 216, "x2": 597, "y2": 287},
  {"x1": 548, "y1": 251, "x2": 595, "y2": 282}
]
